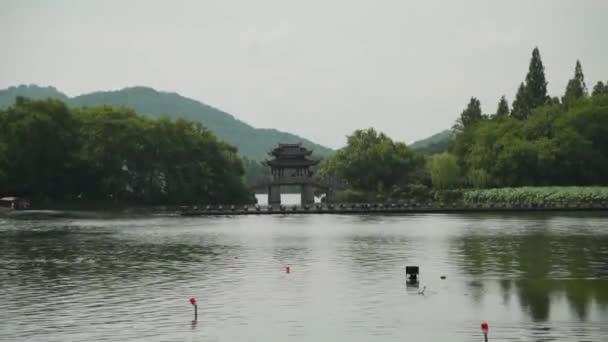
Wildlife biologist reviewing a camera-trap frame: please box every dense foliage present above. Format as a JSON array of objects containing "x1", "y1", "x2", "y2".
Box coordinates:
[
  {"x1": 0, "y1": 97, "x2": 254, "y2": 205},
  {"x1": 322, "y1": 47, "x2": 608, "y2": 204},
  {"x1": 428, "y1": 153, "x2": 460, "y2": 189},
  {"x1": 242, "y1": 157, "x2": 270, "y2": 188},
  {"x1": 320, "y1": 128, "x2": 425, "y2": 194},
  {"x1": 463, "y1": 187, "x2": 608, "y2": 206},
  {"x1": 451, "y1": 48, "x2": 608, "y2": 188},
  {"x1": 3, "y1": 47, "x2": 607, "y2": 207},
  {"x1": 0, "y1": 85, "x2": 334, "y2": 161}
]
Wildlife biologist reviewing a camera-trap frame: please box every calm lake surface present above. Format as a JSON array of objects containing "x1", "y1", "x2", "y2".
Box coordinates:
[{"x1": 1, "y1": 197, "x2": 608, "y2": 341}]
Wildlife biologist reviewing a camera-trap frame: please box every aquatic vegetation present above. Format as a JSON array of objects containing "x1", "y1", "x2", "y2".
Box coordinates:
[{"x1": 463, "y1": 186, "x2": 608, "y2": 205}]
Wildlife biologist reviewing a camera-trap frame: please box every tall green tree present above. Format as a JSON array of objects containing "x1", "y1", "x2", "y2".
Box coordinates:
[
  {"x1": 428, "y1": 153, "x2": 460, "y2": 189},
  {"x1": 525, "y1": 47, "x2": 549, "y2": 109},
  {"x1": 511, "y1": 83, "x2": 530, "y2": 119},
  {"x1": 562, "y1": 60, "x2": 587, "y2": 107},
  {"x1": 496, "y1": 96, "x2": 510, "y2": 117},
  {"x1": 459, "y1": 97, "x2": 483, "y2": 128},
  {"x1": 592, "y1": 81, "x2": 607, "y2": 96},
  {"x1": 319, "y1": 128, "x2": 425, "y2": 192},
  {"x1": 0, "y1": 97, "x2": 79, "y2": 198}
]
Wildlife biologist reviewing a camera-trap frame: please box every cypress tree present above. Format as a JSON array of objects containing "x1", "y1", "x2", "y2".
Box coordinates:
[
  {"x1": 525, "y1": 47, "x2": 548, "y2": 108},
  {"x1": 511, "y1": 83, "x2": 530, "y2": 119},
  {"x1": 563, "y1": 60, "x2": 587, "y2": 106},
  {"x1": 495, "y1": 96, "x2": 510, "y2": 117},
  {"x1": 460, "y1": 97, "x2": 482, "y2": 128}
]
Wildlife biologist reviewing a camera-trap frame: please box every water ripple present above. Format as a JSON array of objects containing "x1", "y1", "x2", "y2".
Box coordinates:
[{"x1": 1, "y1": 212, "x2": 608, "y2": 341}]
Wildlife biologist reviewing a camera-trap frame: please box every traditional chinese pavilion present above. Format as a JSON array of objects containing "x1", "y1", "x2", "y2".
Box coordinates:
[{"x1": 263, "y1": 143, "x2": 319, "y2": 205}]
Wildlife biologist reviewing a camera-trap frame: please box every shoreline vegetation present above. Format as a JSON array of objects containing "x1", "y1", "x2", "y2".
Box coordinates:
[
  {"x1": 319, "y1": 47, "x2": 608, "y2": 207},
  {"x1": 1, "y1": 47, "x2": 607, "y2": 211},
  {"x1": 0, "y1": 97, "x2": 255, "y2": 206},
  {"x1": 331, "y1": 186, "x2": 608, "y2": 208}
]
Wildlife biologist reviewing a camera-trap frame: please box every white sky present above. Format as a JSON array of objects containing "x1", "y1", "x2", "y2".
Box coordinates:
[{"x1": 1, "y1": 0, "x2": 607, "y2": 148}]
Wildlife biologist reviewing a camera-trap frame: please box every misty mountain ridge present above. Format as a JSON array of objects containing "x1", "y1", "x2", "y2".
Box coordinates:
[
  {"x1": 409, "y1": 129, "x2": 452, "y2": 155},
  {"x1": 0, "y1": 84, "x2": 334, "y2": 161}
]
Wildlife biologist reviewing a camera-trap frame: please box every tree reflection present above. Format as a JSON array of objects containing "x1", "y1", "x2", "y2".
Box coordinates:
[
  {"x1": 1, "y1": 227, "x2": 239, "y2": 286},
  {"x1": 344, "y1": 234, "x2": 415, "y2": 272},
  {"x1": 452, "y1": 231, "x2": 608, "y2": 321}
]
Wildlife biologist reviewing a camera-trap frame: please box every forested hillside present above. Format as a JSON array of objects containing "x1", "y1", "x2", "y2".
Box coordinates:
[
  {"x1": 0, "y1": 85, "x2": 333, "y2": 160},
  {"x1": 0, "y1": 97, "x2": 254, "y2": 204},
  {"x1": 410, "y1": 130, "x2": 451, "y2": 155}
]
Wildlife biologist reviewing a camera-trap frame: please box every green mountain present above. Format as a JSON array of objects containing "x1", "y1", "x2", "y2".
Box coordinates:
[
  {"x1": 0, "y1": 84, "x2": 333, "y2": 160},
  {"x1": 410, "y1": 129, "x2": 452, "y2": 155},
  {"x1": 0, "y1": 85, "x2": 69, "y2": 105}
]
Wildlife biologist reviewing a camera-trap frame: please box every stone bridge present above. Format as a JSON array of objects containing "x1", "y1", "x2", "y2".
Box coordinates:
[{"x1": 248, "y1": 175, "x2": 346, "y2": 205}]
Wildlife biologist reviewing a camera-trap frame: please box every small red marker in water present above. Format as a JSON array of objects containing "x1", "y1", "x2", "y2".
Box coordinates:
[
  {"x1": 285, "y1": 265, "x2": 290, "y2": 274},
  {"x1": 481, "y1": 321, "x2": 489, "y2": 342},
  {"x1": 190, "y1": 297, "x2": 198, "y2": 321}
]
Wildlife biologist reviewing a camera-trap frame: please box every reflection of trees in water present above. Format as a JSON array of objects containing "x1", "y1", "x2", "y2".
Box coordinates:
[
  {"x1": 343, "y1": 235, "x2": 414, "y2": 273},
  {"x1": 452, "y1": 232, "x2": 608, "y2": 321},
  {"x1": 271, "y1": 240, "x2": 312, "y2": 266},
  {"x1": 499, "y1": 278, "x2": 511, "y2": 305},
  {"x1": 514, "y1": 279, "x2": 552, "y2": 321},
  {"x1": 1, "y1": 228, "x2": 238, "y2": 286}
]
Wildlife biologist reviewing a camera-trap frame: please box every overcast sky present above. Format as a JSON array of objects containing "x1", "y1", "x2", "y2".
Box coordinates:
[{"x1": 1, "y1": 0, "x2": 607, "y2": 148}]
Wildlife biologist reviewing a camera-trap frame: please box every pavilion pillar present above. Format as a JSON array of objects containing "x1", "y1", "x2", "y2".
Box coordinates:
[
  {"x1": 269, "y1": 184, "x2": 281, "y2": 206},
  {"x1": 301, "y1": 184, "x2": 314, "y2": 205}
]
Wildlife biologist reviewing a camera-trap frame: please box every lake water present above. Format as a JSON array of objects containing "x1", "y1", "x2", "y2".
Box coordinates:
[{"x1": 1, "y1": 198, "x2": 608, "y2": 341}]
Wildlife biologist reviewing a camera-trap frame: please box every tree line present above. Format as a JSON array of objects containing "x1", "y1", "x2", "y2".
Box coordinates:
[
  {"x1": 0, "y1": 97, "x2": 254, "y2": 205},
  {"x1": 3, "y1": 47, "x2": 605, "y2": 206},
  {"x1": 449, "y1": 47, "x2": 608, "y2": 188},
  {"x1": 319, "y1": 128, "x2": 427, "y2": 201},
  {"x1": 321, "y1": 47, "x2": 608, "y2": 201}
]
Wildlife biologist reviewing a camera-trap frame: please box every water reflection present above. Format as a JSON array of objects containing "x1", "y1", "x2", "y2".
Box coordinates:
[
  {"x1": 2, "y1": 213, "x2": 608, "y2": 341},
  {"x1": 347, "y1": 235, "x2": 412, "y2": 269},
  {"x1": 0, "y1": 223, "x2": 242, "y2": 289},
  {"x1": 452, "y1": 224, "x2": 608, "y2": 321}
]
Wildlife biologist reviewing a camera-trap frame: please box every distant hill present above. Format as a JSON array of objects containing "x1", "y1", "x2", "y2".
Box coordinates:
[
  {"x1": 410, "y1": 129, "x2": 452, "y2": 155},
  {"x1": 0, "y1": 85, "x2": 334, "y2": 160},
  {"x1": 0, "y1": 85, "x2": 69, "y2": 105}
]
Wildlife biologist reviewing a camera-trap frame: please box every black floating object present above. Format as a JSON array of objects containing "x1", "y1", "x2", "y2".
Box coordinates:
[
  {"x1": 440, "y1": 275, "x2": 446, "y2": 280},
  {"x1": 406, "y1": 266, "x2": 419, "y2": 283}
]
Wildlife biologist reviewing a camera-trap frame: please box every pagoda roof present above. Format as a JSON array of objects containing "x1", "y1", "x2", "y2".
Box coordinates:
[
  {"x1": 269, "y1": 143, "x2": 313, "y2": 157},
  {"x1": 263, "y1": 158, "x2": 319, "y2": 168}
]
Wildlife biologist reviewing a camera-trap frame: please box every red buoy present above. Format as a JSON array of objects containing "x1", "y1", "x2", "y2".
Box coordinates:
[
  {"x1": 189, "y1": 297, "x2": 198, "y2": 321},
  {"x1": 481, "y1": 321, "x2": 489, "y2": 342},
  {"x1": 285, "y1": 265, "x2": 290, "y2": 274}
]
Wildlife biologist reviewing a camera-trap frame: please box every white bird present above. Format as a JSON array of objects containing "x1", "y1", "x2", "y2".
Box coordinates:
[{"x1": 418, "y1": 286, "x2": 426, "y2": 295}]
